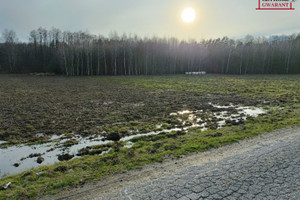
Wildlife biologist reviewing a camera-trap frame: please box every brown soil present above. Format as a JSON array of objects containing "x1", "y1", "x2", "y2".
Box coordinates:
[{"x1": 0, "y1": 75, "x2": 256, "y2": 143}]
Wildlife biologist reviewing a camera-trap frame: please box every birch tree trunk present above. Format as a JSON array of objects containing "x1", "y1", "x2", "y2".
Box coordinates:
[
  {"x1": 286, "y1": 42, "x2": 292, "y2": 74},
  {"x1": 226, "y1": 49, "x2": 232, "y2": 74},
  {"x1": 97, "y1": 42, "x2": 100, "y2": 75},
  {"x1": 114, "y1": 47, "x2": 117, "y2": 75},
  {"x1": 63, "y1": 47, "x2": 68, "y2": 76},
  {"x1": 103, "y1": 43, "x2": 107, "y2": 75},
  {"x1": 239, "y1": 52, "x2": 243, "y2": 75},
  {"x1": 123, "y1": 47, "x2": 126, "y2": 75}
]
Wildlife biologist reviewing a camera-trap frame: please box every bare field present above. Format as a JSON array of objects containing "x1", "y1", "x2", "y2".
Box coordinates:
[
  {"x1": 0, "y1": 74, "x2": 300, "y2": 199},
  {"x1": 0, "y1": 74, "x2": 257, "y2": 143}
]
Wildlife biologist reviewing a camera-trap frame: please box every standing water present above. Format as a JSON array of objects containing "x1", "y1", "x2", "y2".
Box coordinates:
[{"x1": 0, "y1": 104, "x2": 265, "y2": 177}]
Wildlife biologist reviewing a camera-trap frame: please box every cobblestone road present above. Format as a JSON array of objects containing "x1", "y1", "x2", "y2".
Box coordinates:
[{"x1": 50, "y1": 127, "x2": 300, "y2": 200}]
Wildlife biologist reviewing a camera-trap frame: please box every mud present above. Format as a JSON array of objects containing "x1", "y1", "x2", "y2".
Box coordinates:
[
  {"x1": 0, "y1": 75, "x2": 259, "y2": 143},
  {"x1": 0, "y1": 75, "x2": 267, "y2": 177},
  {"x1": 0, "y1": 104, "x2": 265, "y2": 177}
]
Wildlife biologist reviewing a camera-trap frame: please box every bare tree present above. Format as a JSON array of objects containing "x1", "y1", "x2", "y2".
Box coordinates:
[{"x1": 2, "y1": 29, "x2": 18, "y2": 72}]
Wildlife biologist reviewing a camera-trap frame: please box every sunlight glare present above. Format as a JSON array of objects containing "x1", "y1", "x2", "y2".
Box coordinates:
[{"x1": 181, "y1": 8, "x2": 196, "y2": 23}]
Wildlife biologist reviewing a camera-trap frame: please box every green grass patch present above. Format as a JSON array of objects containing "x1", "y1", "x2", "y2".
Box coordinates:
[
  {"x1": 1, "y1": 105, "x2": 300, "y2": 199},
  {"x1": 1, "y1": 75, "x2": 300, "y2": 199}
]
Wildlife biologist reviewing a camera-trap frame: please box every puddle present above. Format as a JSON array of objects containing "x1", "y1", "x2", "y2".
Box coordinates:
[
  {"x1": 50, "y1": 134, "x2": 64, "y2": 140},
  {"x1": 240, "y1": 107, "x2": 265, "y2": 117},
  {"x1": 174, "y1": 104, "x2": 266, "y2": 131},
  {"x1": 0, "y1": 135, "x2": 113, "y2": 177},
  {"x1": 124, "y1": 141, "x2": 134, "y2": 148},
  {"x1": 0, "y1": 142, "x2": 61, "y2": 177},
  {"x1": 209, "y1": 103, "x2": 235, "y2": 109},
  {"x1": 0, "y1": 104, "x2": 266, "y2": 178},
  {"x1": 68, "y1": 136, "x2": 113, "y2": 157},
  {"x1": 120, "y1": 128, "x2": 182, "y2": 142},
  {"x1": 178, "y1": 110, "x2": 192, "y2": 115}
]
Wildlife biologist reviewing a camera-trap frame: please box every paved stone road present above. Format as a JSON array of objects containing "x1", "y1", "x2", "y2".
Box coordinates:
[{"x1": 50, "y1": 127, "x2": 300, "y2": 200}]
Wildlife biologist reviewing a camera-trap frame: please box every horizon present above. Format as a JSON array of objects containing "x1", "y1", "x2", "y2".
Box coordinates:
[{"x1": 1, "y1": 27, "x2": 299, "y2": 44}]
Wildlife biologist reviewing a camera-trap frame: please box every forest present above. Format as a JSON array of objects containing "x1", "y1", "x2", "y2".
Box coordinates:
[{"x1": 0, "y1": 27, "x2": 300, "y2": 75}]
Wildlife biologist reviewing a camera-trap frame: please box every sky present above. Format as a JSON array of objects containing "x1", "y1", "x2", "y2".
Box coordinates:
[{"x1": 1, "y1": 0, "x2": 300, "y2": 42}]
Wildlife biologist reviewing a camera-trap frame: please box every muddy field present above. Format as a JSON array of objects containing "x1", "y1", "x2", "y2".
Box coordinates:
[
  {"x1": 0, "y1": 75, "x2": 263, "y2": 144},
  {"x1": 1, "y1": 74, "x2": 300, "y2": 199},
  {"x1": 0, "y1": 75, "x2": 263, "y2": 143},
  {"x1": 0, "y1": 74, "x2": 270, "y2": 176}
]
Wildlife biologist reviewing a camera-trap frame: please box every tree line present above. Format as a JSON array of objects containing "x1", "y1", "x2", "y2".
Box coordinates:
[{"x1": 0, "y1": 27, "x2": 300, "y2": 75}]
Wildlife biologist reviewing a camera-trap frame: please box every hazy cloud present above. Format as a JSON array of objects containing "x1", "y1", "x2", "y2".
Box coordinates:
[{"x1": 1, "y1": 0, "x2": 299, "y2": 41}]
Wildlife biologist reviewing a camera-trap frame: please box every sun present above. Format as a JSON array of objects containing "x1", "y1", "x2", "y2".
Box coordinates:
[{"x1": 181, "y1": 8, "x2": 196, "y2": 23}]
